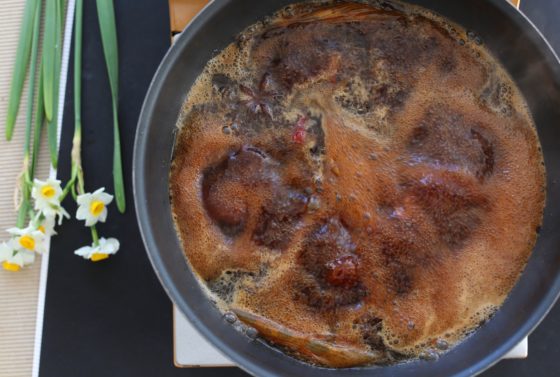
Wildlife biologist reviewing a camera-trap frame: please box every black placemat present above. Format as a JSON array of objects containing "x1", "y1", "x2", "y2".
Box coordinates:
[{"x1": 39, "y1": 1, "x2": 560, "y2": 376}]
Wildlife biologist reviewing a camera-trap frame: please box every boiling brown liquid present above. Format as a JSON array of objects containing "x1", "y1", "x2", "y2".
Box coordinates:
[{"x1": 170, "y1": 0, "x2": 545, "y2": 367}]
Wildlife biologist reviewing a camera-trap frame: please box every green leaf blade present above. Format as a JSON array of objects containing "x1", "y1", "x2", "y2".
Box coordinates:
[
  {"x1": 6, "y1": 0, "x2": 39, "y2": 141},
  {"x1": 97, "y1": 0, "x2": 125, "y2": 213},
  {"x1": 42, "y1": 0, "x2": 57, "y2": 122},
  {"x1": 74, "y1": 0, "x2": 83, "y2": 128},
  {"x1": 113, "y1": 117, "x2": 126, "y2": 213},
  {"x1": 24, "y1": 0, "x2": 42, "y2": 160},
  {"x1": 45, "y1": 0, "x2": 65, "y2": 168},
  {"x1": 95, "y1": 0, "x2": 119, "y2": 100},
  {"x1": 47, "y1": 117, "x2": 58, "y2": 168}
]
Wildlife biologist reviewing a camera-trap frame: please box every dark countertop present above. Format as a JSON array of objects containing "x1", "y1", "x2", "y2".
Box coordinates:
[{"x1": 39, "y1": 1, "x2": 560, "y2": 376}]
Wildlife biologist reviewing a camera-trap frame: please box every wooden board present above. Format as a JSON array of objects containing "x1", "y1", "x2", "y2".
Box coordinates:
[{"x1": 168, "y1": 0, "x2": 522, "y2": 32}]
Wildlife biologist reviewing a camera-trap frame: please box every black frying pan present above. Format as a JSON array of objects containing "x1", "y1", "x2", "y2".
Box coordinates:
[{"x1": 133, "y1": 1, "x2": 560, "y2": 376}]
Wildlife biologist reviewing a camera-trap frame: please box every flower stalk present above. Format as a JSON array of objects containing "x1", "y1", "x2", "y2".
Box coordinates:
[
  {"x1": 62, "y1": 0, "x2": 84, "y2": 202},
  {"x1": 70, "y1": 0, "x2": 120, "y2": 256},
  {"x1": 64, "y1": 0, "x2": 98, "y2": 246},
  {"x1": 2, "y1": 0, "x2": 122, "y2": 271}
]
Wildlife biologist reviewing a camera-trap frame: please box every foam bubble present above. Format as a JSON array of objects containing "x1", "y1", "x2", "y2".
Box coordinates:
[{"x1": 170, "y1": 0, "x2": 545, "y2": 368}]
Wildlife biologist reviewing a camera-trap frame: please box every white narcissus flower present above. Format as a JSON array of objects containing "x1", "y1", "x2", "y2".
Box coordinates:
[
  {"x1": 7, "y1": 226, "x2": 47, "y2": 254},
  {"x1": 37, "y1": 215, "x2": 57, "y2": 236},
  {"x1": 32, "y1": 178, "x2": 62, "y2": 208},
  {"x1": 74, "y1": 237, "x2": 120, "y2": 262},
  {"x1": 31, "y1": 178, "x2": 70, "y2": 225},
  {"x1": 0, "y1": 241, "x2": 35, "y2": 271},
  {"x1": 76, "y1": 188, "x2": 113, "y2": 226}
]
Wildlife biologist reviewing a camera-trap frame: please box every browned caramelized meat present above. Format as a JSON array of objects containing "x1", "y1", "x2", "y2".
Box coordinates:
[
  {"x1": 170, "y1": 0, "x2": 545, "y2": 368},
  {"x1": 407, "y1": 106, "x2": 495, "y2": 180},
  {"x1": 253, "y1": 187, "x2": 309, "y2": 249},
  {"x1": 295, "y1": 218, "x2": 367, "y2": 310},
  {"x1": 202, "y1": 146, "x2": 275, "y2": 236}
]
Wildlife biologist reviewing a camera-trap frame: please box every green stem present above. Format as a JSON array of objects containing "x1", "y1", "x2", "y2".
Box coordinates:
[
  {"x1": 61, "y1": 133, "x2": 84, "y2": 201},
  {"x1": 60, "y1": 176, "x2": 73, "y2": 201},
  {"x1": 77, "y1": 168, "x2": 85, "y2": 195},
  {"x1": 74, "y1": 0, "x2": 84, "y2": 198},
  {"x1": 32, "y1": 212, "x2": 43, "y2": 228},
  {"x1": 61, "y1": 0, "x2": 84, "y2": 203},
  {"x1": 16, "y1": 200, "x2": 29, "y2": 229},
  {"x1": 74, "y1": 0, "x2": 83, "y2": 136},
  {"x1": 29, "y1": 209, "x2": 38, "y2": 224},
  {"x1": 71, "y1": 183, "x2": 77, "y2": 200},
  {"x1": 91, "y1": 225, "x2": 99, "y2": 246},
  {"x1": 31, "y1": 63, "x2": 44, "y2": 179}
]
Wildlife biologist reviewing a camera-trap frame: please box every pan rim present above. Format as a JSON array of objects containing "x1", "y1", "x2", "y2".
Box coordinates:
[{"x1": 133, "y1": 1, "x2": 560, "y2": 376}]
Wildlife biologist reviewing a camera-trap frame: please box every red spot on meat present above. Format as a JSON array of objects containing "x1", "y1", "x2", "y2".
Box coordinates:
[
  {"x1": 325, "y1": 255, "x2": 360, "y2": 288},
  {"x1": 292, "y1": 115, "x2": 307, "y2": 144}
]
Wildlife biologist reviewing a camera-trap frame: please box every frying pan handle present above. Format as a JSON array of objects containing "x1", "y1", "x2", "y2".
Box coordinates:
[{"x1": 510, "y1": 0, "x2": 521, "y2": 9}]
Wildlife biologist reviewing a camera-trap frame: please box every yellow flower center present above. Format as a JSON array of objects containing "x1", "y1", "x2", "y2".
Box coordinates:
[
  {"x1": 41, "y1": 185, "x2": 56, "y2": 199},
  {"x1": 90, "y1": 200, "x2": 105, "y2": 216},
  {"x1": 19, "y1": 235, "x2": 35, "y2": 251},
  {"x1": 91, "y1": 253, "x2": 109, "y2": 262},
  {"x1": 38, "y1": 225, "x2": 46, "y2": 234},
  {"x1": 2, "y1": 261, "x2": 21, "y2": 272}
]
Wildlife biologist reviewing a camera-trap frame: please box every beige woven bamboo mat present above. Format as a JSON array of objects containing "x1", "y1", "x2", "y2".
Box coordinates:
[{"x1": 0, "y1": 1, "x2": 51, "y2": 376}]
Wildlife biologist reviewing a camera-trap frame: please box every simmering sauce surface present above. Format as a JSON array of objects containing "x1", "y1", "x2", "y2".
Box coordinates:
[{"x1": 170, "y1": 0, "x2": 545, "y2": 367}]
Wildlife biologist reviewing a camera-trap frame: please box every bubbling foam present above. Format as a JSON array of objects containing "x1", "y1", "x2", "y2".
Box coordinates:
[{"x1": 170, "y1": 0, "x2": 545, "y2": 368}]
